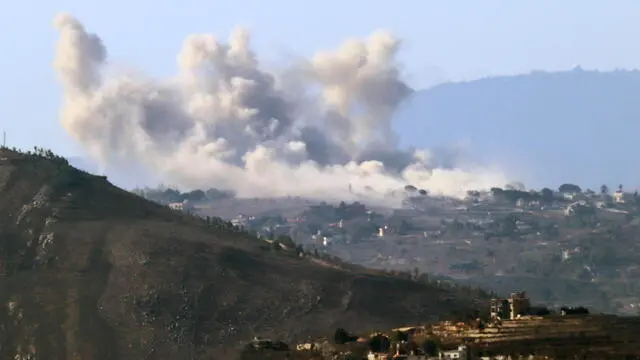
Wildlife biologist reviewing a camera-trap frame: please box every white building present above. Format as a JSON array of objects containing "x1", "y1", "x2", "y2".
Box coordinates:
[
  {"x1": 168, "y1": 199, "x2": 194, "y2": 212},
  {"x1": 322, "y1": 236, "x2": 332, "y2": 247},
  {"x1": 378, "y1": 225, "x2": 389, "y2": 238},
  {"x1": 439, "y1": 345, "x2": 468, "y2": 359}
]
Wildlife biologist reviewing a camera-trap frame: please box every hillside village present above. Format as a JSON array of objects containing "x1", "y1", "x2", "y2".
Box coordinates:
[
  {"x1": 243, "y1": 291, "x2": 640, "y2": 359},
  {"x1": 0, "y1": 147, "x2": 495, "y2": 360},
  {"x1": 135, "y1": 182, "x2": 640, "y2": 316},
  {"x1": 1, "y1": 148, "x2": 640, "y2": 360}
]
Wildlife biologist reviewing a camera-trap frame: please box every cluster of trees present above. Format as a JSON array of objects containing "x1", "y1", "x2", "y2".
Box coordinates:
[
  {"x1": 445, "y1": 218, "x2": 487, "y2": 234},
  {"x1": 337, "y1": 218, "x2": 378, "y2": 243},
  {"x1": 333, "y1": 328, "x2": 441, "y2": 357},
  {"x1": 404, "y1": 185, "x2": 428, "y2": 196},
  {"x1": 133, "y1": 186, "x2": 234, "y2": 204},
  {"x1": 28, "y1": 146, "x2": 70, "y2": 165},
  {"x1": 482, "y1": 214, "x2": 558, "y2": 240},
  {"x1": 0, "y1": 145, "x2": 70, "y2": 166},
  {"x1": 443, "y1": 212, "x2": 555, "y2": 240},
  {"x1": 306, "y1": 201, "x2": 369, "y2": 223},
  {"x1": 487, "y1": 182, "x2": 638, "y2": 206},
  {"x1": 202, "y1": 215, "x2": 248, "y2": 235},
  {"x1": 562, "y1": 182, "x2": 631, "y2": 197},
  {"x1": 489, "y1": 187, "x2": 555, "y2": 205},
  {"x1": 559, "y1": 306, "x2": 589, "y2": 315},
  {"x1": 303, "y1": 202, "x2": 379, "y2": 242},
  {"x1": 334, "y1": 328, "x2": 359, "y2": 344},
  {"x1": 335, "y1": 201, "x2": 368, "y2": 220}
]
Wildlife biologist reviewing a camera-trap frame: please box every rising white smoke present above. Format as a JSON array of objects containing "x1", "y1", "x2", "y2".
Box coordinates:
[{"x1": 52, "y1": 13, "x2": 509, "y2": 206}]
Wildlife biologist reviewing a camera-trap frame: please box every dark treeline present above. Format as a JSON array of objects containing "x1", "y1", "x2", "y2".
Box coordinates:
[{"x1": 132, "y1": 185, "x2": 235, "y2": 204}]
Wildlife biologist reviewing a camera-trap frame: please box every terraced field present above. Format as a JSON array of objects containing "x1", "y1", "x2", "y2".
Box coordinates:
[{"x1": 456, "y1": 316, "x2": 640, "y2": 358}]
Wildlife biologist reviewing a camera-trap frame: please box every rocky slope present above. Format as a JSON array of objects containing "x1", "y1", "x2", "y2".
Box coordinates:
[{"x1": 0, "y1": 148, "x2": 488, "y2": 360}]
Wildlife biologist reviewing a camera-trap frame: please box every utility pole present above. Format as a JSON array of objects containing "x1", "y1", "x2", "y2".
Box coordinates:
[{"x1": 2, "y1": 131, "x2": 5, "y2": 147}]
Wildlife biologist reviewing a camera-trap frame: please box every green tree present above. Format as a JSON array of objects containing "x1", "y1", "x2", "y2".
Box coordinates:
[
  {"x1": 334, "y1": 328, "x2": 357, "y2": 344},
  {"x1": 369, "y1": 334, "x2": 391, "y2": 353},
  {"x1": 162, "y1": 188, "x2": 181, "y2": 203},
  {"x1": 421, "y1": 339, "x2": 439, "y2": 356},
  {"x1": 540, "y1": 187, "x2": 554, "y2": 204},
  {"x1": 204, "y1": 188, "x2": 234, "y2": 201},
  {"x1": 501, "y1": 214, "x2": 518, "y2": 236},
  {"x1": 501, "y1": 190, "x2": 529, "y2": 204},
  {"x1": 181, "y1": 189, "x2": 206, "y2": 202},
  {"x1": 558, "y1": 183, "x2": 582, "y2": 194},
  {"x1": 467, "y1": 190, "x2": 480, "y2": 198},
  {"x1": 600, "y1": 184, "x2": 609, "y2": 196},
  {"x1": 404, "y1": 185, "x2": 417, "y2": 192}
]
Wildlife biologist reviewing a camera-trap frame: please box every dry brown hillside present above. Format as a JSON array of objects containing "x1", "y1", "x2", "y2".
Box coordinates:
[{"x1": 0, "y1": 148, "x2": 488, "y2": 360}]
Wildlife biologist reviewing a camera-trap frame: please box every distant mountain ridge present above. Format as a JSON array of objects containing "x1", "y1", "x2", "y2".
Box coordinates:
[{"x1": 394, "y1": 68, "x2": 640, "y2": 190}]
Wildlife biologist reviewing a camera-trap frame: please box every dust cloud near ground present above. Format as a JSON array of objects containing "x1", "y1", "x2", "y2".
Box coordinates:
[{"x1": 53, "y1": 13, "x2": 510, "y2": 206}]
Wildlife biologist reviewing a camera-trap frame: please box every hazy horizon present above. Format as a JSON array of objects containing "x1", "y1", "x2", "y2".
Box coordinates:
[{"x1": 3, "y1": 1, "x2": 640, "y2": 195}]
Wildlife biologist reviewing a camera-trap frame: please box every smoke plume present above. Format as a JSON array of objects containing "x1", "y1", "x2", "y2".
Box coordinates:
[{"x1": 53, "y1": 13, "x2": 509, "y2": 205}]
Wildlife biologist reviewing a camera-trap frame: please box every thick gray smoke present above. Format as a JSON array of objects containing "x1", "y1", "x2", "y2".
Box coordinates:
[{"x1": 53, "y1": 13, "x2": 509, "y2": 205}]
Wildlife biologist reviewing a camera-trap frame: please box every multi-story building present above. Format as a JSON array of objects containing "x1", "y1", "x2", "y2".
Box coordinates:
[
  {"x1": 490, "y1": 291, "x2": 531, "y2": 320},
  {"x1": 490, "y1": 298, "x2": 510, "y2": 320},
  {"x1": 509, "y1": 291, "x2": 531, "y2": 319}
]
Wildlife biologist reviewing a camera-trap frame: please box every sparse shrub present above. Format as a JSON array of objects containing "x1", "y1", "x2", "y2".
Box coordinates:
[
  {"x1": 334, "y1": 328, "x2": 358, "y2": 344},
  {"x1": 368, "y1": 334, "x2": 391, "y2": 353},
  {"x1": 404, "y1": 185, "x2": 417, "y2": 192},
  {"x1": 390, "y1": 330, "x2": 408, "y2": 342},
  {"x1": 421, "y1": 339, "x2": 439, "y2": 356}
]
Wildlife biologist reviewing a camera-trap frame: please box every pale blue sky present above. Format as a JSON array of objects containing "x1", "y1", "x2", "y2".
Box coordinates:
[{"x1": 1, "y1": 1, "x2": 640, "y2": 156}]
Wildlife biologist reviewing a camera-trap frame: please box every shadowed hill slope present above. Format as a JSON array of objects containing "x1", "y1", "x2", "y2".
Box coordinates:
[{"x1": 0, "y1": 148, "x2": 488, "y2": 360}]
